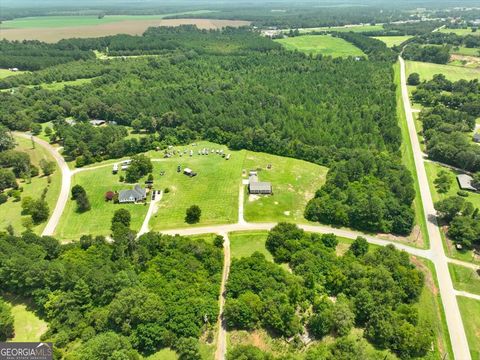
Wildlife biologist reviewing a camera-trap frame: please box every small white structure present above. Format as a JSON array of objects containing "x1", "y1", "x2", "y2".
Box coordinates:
[
  {"x1": 112, "y1": 164, "x2": 118, "y2": 174},
  {"x1": 226, "y1": 154, "x2": 231, "y2": 160}
]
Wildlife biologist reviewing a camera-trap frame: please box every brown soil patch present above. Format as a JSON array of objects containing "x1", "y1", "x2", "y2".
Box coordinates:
[
  {"x1": 450, "y1": 54, "x2": 480, "y2": 67},
  {"x1": 378, "y1": 225, "x2": 424, "y2": 248},
  {"x1": 0, "y1": 18, "x2": 251, "y2": 43},
  {"x1": 410, "y1": 256, "x2": 438, "y2": 295}
]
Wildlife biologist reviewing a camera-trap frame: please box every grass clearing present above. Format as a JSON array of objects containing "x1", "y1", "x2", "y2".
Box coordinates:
[
  {"x1": 229, "y1": 231, "x2": 273, "y2": 261},
  {"x1": 2, "y1": 296, "x2": 47, "y2": 342},
  {"x1": 275, "y1": 34, "x2": 365, "y2": 57},
  {"x1": 448, "y1": 263, "x2": 480, "y2": 295},
  {"x1": 243, "y1": 152, "x2": 327, "y2": 224},
  {"x1": 373, "y1": 36, "x2": 412, "y2": 47},
  {"x1": 55, "y1": 165, "x2": 149, "y2": 241},
  {"x1": 405, "y1": 60, "x2": 480, "y2": 82},
  {"x1": 394, "y1": 62, "x2": 429, "y2": 248},
  {"x1": 0, "y1": 136, "x2": 61, "y2": 235},
  {"x1": 0, "y1": 69, "x2": 26, "y2": 79},
  {"x1": 439, "y1": 28, "x2": 480, "y2": 36},
  {"x1": 457, "y1": 297, "x2": 480, "y2": 359},
  {"x1": 452, "y1": 47, "x2": 480, "y2": 57}
]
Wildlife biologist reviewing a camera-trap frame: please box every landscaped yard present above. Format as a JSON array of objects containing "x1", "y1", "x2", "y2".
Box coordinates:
[
  {"x1": 275, "y1": 35, "x2": 365, "y2": 57},
  {"x1": 55, "y1": 165, "x2": 149, "y2": 241},
  {"x1": 448, "y1": 263, "x2": 480, "y2": 295},
  {"x1": 0, "y1": 135, "x2": 62, "y2": 235},
  {"x1": 457, "y1": 297, "x2": 480, "y2": 359},
  {"x1": 424, "y1": 161, "x2": 480, "y2": 263},
  {"x1": 405, "y1": 60, "x2": 480, "y2": 82},
  {"x1": 243, "y1": 151, "x2": 327, "y2": 224},
  {"x1": 373, "y1": 35, "x2": 412, "y2": 47}
]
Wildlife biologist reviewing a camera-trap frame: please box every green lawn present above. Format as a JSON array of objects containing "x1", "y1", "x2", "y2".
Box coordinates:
[
  {"x1": 406, "y1": 60, "x2": 480, "y2": 82},
  {"x1": 373, "y1": 36, "x2": 412, "y2": 47},
  {"x1": 55, "y1": 165, "x2": 149, "y2": 241},
  {"x1": 439, "y1": 28, "x2": 480, "y2": 36},
  {"x1": 144, "y1": 349, "x2": 178, "y2": 360},
  {"x1": 452, "y1": 47, "x2": 480, "y2": 57},
  {"x1": 457, "y1": 297, "x2": 480, "y2": 359},
  {"x1": 296, "y1": 24, "x2": 384, "y2": 34},
  {"x1": 0, "y1": 12, "x2": 213, "y2": 29},
  {"x1": 229, "y1": 231, "x2": 273, "y2": 261},
  {"x1": 394, "y1": 62, "x2": 429, "y2": 248},
  {"x1": 0, "y1": 136, "x2": 62, "y2": 235},
  {"x1": 243, "y1": 152, "x2": 327, "y2": 224},
  {"x1": 0, "y1": 69, "x2": 26, "y2": 79},
  {"x1": 448, "y1": 263, "x2": 480, "y2": 295},
  {"x1": 275, "y1": 35, "x2": 365, "y2": 57},
  {"x1": 2, "y1": 296, "x2": 47, "y2": 342}
]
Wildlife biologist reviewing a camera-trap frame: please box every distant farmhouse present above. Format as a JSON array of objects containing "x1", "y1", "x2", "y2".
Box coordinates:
[
  {"x1": 118, "y1": 185, "x2": 147, "y2": 203},
  {"x1": 248, "y1": 171, "x2": 272, "y2": 195},
  {"x1": 456, "y1": 174, "x2": 477, "y2": 192},
  {"x1": 474, "y1": 133, "x2": 480, "y2": 143}
]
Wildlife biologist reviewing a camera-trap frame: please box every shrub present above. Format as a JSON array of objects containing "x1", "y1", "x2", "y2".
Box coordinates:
[
  {"x1": 0, "y1": 193, "x2": 7, "y2": 205},
  {"x1": 457, "y1": 190, "x2": 469, "y2": 197}
]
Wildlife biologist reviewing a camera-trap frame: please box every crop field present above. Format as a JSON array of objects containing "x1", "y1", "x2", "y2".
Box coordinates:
[
  {"x1": 448, "y1": 263, "x2": 480, "y2": 295},
  {"x1": 372, "y1": 35, "x2": 412, "y2": 47},
  {"x1": 275, "y1": 35, "x2": 364, "y2": 57},
  {"x1": 242, "y1": 152, "x2": 327, "y2": 224},
  {"x1": 55, "y1": 165, "x2": 149, "y2": 241},
  {"x1": 0, "y1": 15, "x2": 250, "y2": 42},
  {"x1": 406, "y1": 60, "x2": 480, "y2": 82},
  {"x1": 0, "y1": 136, "x2": 61, "y2": 235},
  {"x1": 457, "y1": 297, "x2": 480, "y2": 359},
  {"x1": 439, "y1": 27, "x2": 480, "y2": 36},
  {"x1": 275, "y1": 34, "x2": 364, "y2": 57}
]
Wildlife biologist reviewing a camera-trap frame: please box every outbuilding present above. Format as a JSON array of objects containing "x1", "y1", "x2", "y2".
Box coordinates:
[
  {"x1": 248, "y1": 174, "x2": 272, "y2": 195},
  {"x1": 474, "y1": 133, "x2": 480, "y2": 143},
  {"x1": 456, "y1": 174, "x2": 477, "y2": 191},
  {"x1": 184, "y1": 168, "x2": 197, "y2": 177}
]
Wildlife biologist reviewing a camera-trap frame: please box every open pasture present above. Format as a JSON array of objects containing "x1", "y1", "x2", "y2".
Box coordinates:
[{"x1": 275, "y1": 34, "x2": 364, "y2": 57}]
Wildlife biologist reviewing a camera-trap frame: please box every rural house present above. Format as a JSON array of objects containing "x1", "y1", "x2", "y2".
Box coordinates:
[
  {"x1": 248, "y1": 174, "x2": 272, "y2": 195},
  {"x1": 456, "y1": 174, "x2": 477, "y2": 192},
  {"x1": 118, "y1": 185, "x2": 147, "y2": 203}
]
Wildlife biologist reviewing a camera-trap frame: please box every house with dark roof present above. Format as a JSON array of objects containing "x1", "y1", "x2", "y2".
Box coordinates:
[
  {"x1": 118, "y1": 185, "x2": 147, "y2": 203},
  {"x1": 248, "y1": 174, "x2": 272, "y2": 195}
]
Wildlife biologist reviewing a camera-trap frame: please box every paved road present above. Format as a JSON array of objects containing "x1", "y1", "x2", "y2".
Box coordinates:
[
  {"x1": 214, "y1": 232, "x2": 230, "y2": 360},
  {"x1": 15, "y1": 133, "x2": 71, "y2": 237},
  {"x1": 400, "y1": 56, "x2": 471, "y2": 360},
  {"x1": 455, "y1": 290, "x2": 480, "y2": 301}
]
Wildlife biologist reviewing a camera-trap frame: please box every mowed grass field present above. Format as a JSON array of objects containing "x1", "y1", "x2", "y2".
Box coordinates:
[
  {"x1": 448, "y1": 263, "x2": 480, "y2": 295},
  {"x1": 439, "y1": 27, "x2": 480, "y2": 36},
  {"x1": 406, "y1": 60, "x2": 480, "y2": 82},
  {"x1": 275, "y1": 35, "x2": 364, "y2": 57},
  {"x1": 56, "y1": 141, "x2": 327, "y2": 236},
  {"x1": 452, "y1": 47, "x2": 480, "y2": 57},
  {"x1": 373, "y1": 35, "x2": 412, "y2": 47},
  {"x1": 229, "y1": 231, "x2": 273, "y2": 261},
  {"x1": 457, "y1": 297, "x2": 480, "y2": 359},
  {"x1": 243, "y1": 152, "x2": 327, "y2": 224},
  {"x1": 0, "y1": 136, "x2": 61, "y2": 235},
  {"x1": 55, "y1": 165, "x2": 149, "y2": 241}
]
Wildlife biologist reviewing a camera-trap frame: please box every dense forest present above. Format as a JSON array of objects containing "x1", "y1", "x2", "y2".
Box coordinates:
[
  {"x1": 402, "y1": 44, "x2": 451, "y2": 64},
  {"x1": 225, "y1": 224, "x2": 431, "y2": 359},
  {"x1": 0, "y1": 229, "x2": 222, "y2": 358},
  {"x1": 0, "y1": 27, "x2": 413, "y2": 235},
  {"x1": 412, "y1": 75, "x2": 480, "y2": 172}
]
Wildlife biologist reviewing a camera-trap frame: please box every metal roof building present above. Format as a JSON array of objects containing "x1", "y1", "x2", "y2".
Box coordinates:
[
  {"x1": 248, "y1": 174, "x2": 272, "y2": 195},
  {"x1": 118, "y1": 185, "x2": 147, "y2": 203},
  {"x1": 456, "y1": 174, "x2": 477, "y2": 191}
]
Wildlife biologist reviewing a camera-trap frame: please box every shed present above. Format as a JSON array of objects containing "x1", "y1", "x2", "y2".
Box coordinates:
[
  {"x1": 474, "y1": 133, "x2": 480, "y2": 143},
  {"x1": 118, "y1": 185, "x2": 147, "y2": 203},
  {"x1": 456, "y1": 174, "x2": 477, "y2": 191},
  {"x1": 112, "y1": 164, "x2": 118, "y2": 174},
  {"x1": 249, "y1": 181, "x2": 273, "y2": 195},
  {"x1": 90, "y1": 119, "x2": 106, "y2": 126}
]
